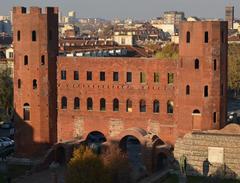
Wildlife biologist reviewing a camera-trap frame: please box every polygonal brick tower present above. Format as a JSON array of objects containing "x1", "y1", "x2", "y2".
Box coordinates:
[
  {"x1": 13, "y1": 7, "x2": 58, "y2": 156},
  {"x1": 176, "y1": 21, "x2": 228, "y2": 137}
]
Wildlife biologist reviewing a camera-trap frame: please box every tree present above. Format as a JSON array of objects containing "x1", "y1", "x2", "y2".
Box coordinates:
[
  {"x1": 155, "y1": 43, "x2": 179, "y2": 60},
  {"x1": 66, "y1": 146, "x2": 111, "y2": 183},
  {"x1": 0, "y1": 69, "x2": 13, "y2": 121}
]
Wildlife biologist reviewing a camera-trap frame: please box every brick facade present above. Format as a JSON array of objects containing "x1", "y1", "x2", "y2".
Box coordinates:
[{"x1": 13, "y1": 7, "x2": 228, "y2": 156}]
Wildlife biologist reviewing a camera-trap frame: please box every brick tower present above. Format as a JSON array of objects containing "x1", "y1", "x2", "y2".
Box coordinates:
[
  {"x1": 176, "y1": 21, "x2": 228, "y2": 137},
  {"x1": 13, "y1": 7, "x2": 58, "y2": 155}
]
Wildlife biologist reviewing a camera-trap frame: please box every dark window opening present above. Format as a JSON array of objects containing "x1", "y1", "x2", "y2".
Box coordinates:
[
  {"x1": 23, "y1": 103, "x2": 30, "y2": 121},
  {"x1": 140, "y1": 99, "x2": 146, "y2": 112},
  {"x1": 17, "y1": 31, "x2": 21, "y2": 41},
  {"x1": 167, "y1": 100, "x2": 174, "y2": 114},
  {"x1": 154, "y1": 72, "x2": 160, "y2": 83},
  {"x1": 126, "y1": 72, "x2": 132, "y2": 82},
  {"x1": 18, "y1": 79, "x2": 21, "y2": 89},
  {"x1": 87, "y1": 98, "x2": 93, "y2": 111},
  {"x1": 61, "y1": 70, "x2": 67, "y2": 80},
  {"x1": 214, "y1": 59, "x2": 217, "y2": 71},
  {"x1": 100, "y1": 98, "x2": 106, "y2": 111},
  {"x1": 32, "y1": 31, "x2": 37, "y2": 42},
  {"x1": 204, "y1": 31, "x2": 208, "y2": 43},
  {"x1": 113, "y1": 72, "x2": 119, "y2": 82},
  {"x1": 204, "y1": 85, "x2": 208, "y2": 97},
  {"x1": 41, "y1": 55, "x2": 45, "y2": 65},
  {"x1": 168, "y1": 73, "x2": 174, "y2": 84},
  {"x1": 61, "y1": 97, "x2": 67, "y2": 109},
  {"x1": 195, "y1": 59, "x2": 199, "y2": 69},
  {"x1": 87, "y1": 71, "x2": 92, "y2": 81},
  {"x1": 126, "y1": 99, "x2": 132, "y2": 112},
  {"x1": 33, "y1": 79, "x2": 37, "y2": 90},
  {"x1": 186, "y1": 85, "x2": 190, "y2": 95},
  {"x1": 74, "y1": 97, "x2": 80, "y2": 110},
  {"x1": 186, "y1": 31, "x2": 190, "y2": 43},
  {"x1": 74, "y1": 71, "x2": 79, "y2": 80},
  {"x1": 113, "y1": 98, "x2": 119, "y2": 112},
  {"x1": 213, "y1": 112, "x2": 217, "y2": 123},
  {"x1": 153, "y1": 100, "x2": 160, "y2": 113},
  {"x1": 140, "y1": 72, "x2": 146, "y2": 83},
  {"x1": 193, "y1": 109, "x2": 200, "y2": 114},
  {"x1": 100, "y1": 72, "x2": 105, "y2": 81},
  {"x1": 24, "y1": 55, "x2": 28, "y2": 65}
]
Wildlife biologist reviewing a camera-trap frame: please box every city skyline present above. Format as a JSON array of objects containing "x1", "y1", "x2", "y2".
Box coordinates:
[{"x1": 1, "y1": 0, "x2": 239, "y2": 20}]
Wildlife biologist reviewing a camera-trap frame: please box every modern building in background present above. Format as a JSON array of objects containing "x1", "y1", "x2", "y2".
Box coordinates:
[
  {"x1": 163, "y1": 11, "x2": 185, "y2": 25},
  {"x1": 225, "y1": 6, "x2": 234, "y2": 29}
]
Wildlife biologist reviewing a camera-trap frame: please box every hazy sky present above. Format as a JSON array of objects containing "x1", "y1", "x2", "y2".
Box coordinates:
[{"x1": 1, "y1": 0, "x2": 239, "y2": 20}]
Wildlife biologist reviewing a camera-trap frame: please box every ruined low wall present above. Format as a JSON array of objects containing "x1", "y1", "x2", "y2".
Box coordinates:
[{"x1": 174, "y1": 124, "x2": 240, "y2": 179}]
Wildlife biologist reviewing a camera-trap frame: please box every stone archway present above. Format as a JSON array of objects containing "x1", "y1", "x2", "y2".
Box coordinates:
[
  {"x1": 86, "y1": 131, "x2": 107, "y2": 154},
  {"x1": 118, "y1": 128, "x2": 147, "y2": 146}
]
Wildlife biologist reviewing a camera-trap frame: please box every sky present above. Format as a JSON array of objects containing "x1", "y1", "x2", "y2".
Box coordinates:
[{"x1": 1, "y1": 0, "x2": 239, "y2": 20}]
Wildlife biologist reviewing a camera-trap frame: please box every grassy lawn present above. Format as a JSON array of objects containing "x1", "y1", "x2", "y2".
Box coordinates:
[{"x1": 162, "y1": 174, "x2": 240, "y2": 183}]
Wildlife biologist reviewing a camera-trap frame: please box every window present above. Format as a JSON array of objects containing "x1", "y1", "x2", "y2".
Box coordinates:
[
  {"x1": 61, "y1": 70, "x2": 67, "y2": 80},
  {"x1": 41, "y1": 55, "x2": 45, "y2": 65},
  {"x1": 18, "y1": 79, "x2": 21, "y2": 89},
  {"x1": 61, "y1": 97, "x2": 67, "y2": 109},
  {"x1": 113, "y1": 98, "x2": 119, "y2": 112},
  {"x1": 195, "y1": 59, "x2": 199, "y2": 69},
  {"x1": 100, "y1": 72, "x2": 105, "y2": 81},
  {"x1": 33, "y1": 79, "x2": 37, "y2": 90},
  {"x1": 186, "y1": 85, "x2": 190, "y2": 95},
  {"x1": 167, "y1": 100, "x2": 174, "y2": 114},
  {"x1": 193, "y1": 109, "x2": 200, "y2": 114},
  {"x1": 100, "y1": 98, "x2": 106, "y2": 111},
  {"x1": 153, "y1": 100, "x2": 160, "y2": 113},
  {"x1": 87, "y1": 98, "x2": 93, "y2": 111},
  {"x1": 204, "y1": 85, "x2": 208, "y2": 97},
  {"x1": 17, "y1": 31, "x2": 21, "y2": 41},
  {"x1": 32, "y1": 31, "x2": 37, "y2": 41},
  {"x1": 154, "y1": 72, "x2": 160, "y2": 83},
  {"x1": 213, "y1": 112, "x2": 217, "y2": 123},
  {"x1": 168, "y1": 73, "x2": 174, "y2": 84},
  {"x1": 139, "y1": 100, "x2": 146, "y2": 112},
  {"x1": 204, "y1": 31, "x2": 208, "y2": 43},
  {"x1": 126, "y1": 72, "x2": 132, "y2": 82},
  {"x1": 140, "y1": 72, "x2": 146, "y2": 83},
  {"x1": 126, "y1": 99, "x2": 132, "y2": 112},
  {"x1": 74, "y1": 71, "x2": 79, "y2": 80},
  {"x1": 214, "y1": 59, "x2": 217, "y2": 71},
  {"x1": 24, "y1": 55, "x2": 28, "y2": 65},
  {"x1": 74, "y1": 97, "x2": 80, "y2": 110},
  {"x1": 87, "y1": 71, "x2": 92, "y2": 81},
  {"x1": 23, "y1": 103, "x2": 30, "y2": 121},
  {"x1": 186, "y1": 31, "x2": 190, "y2": 43},
  {"x1": 113, "y1": 72, "x2": 119, "y2": 82},
  {"x1": 121, "y1": 37, "x2": 126, "y2": 45}
]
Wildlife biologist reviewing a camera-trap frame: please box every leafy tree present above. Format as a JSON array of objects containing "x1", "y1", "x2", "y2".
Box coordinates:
[
  {"x1": 0, "y1": 68, "x2": 13, "y2": 121},
  {"x1": 155, "y1": 43, "x2": 179, "y2": 60},
  {"x1": 66, "y1": 146, "x2": 111, "y2": 183}
]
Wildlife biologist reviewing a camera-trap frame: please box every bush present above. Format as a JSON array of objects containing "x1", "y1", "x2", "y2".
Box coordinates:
[{"x1": 155, "y1": 43, "x2": 179, "y2": 60}]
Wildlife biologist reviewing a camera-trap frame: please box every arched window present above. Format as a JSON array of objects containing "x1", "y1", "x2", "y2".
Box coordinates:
[
  {"x1": 87, "y1": 98, "x2": 93, "y2": 111},
  {"x1": 186, "y1": 31, "x2": 190, "y2": 43},
  {"x1": 41, "y1": 55, "x2": 45, "y2": 65},
  {"x1": 140, "y1": 99, "x2": 146, "y2": 112},
  {"x1": 126, "y1": 99, "x2": 132, "y2": 112},
  {"x1": 61, "y1": 97, "x2": 67, "y2": 109},
  {"x1": 23, "y1": 103, "x2": 30, "y2": 121},
  {"x1": 153, "y1": 100, "x2": 160, "y2": 113},
  {"x1": 204, "y1": 31, "x2": 208, "y2": 43},
  {"x1": 192, "y1": 109, "x2": 200, "y2": 114},
  {"x1": 204, "y1": 85, "x2": 208, "y2": 97},
  {"x1": 33, "y1": 79, "x2": 37, "y2": 89},
  {"x1": 214, "y1": 59, "x2": 217, "y2": 71},
  {"x1": 213, "y1": 112, "x2": 217, "y2": 123},
  {"x1": 167, "y1": 100, "x2": 174, "y2": 114},
  {"x1": 186, "y1": 85, "x2": 190, "y2": 95},
  {"x1": 17, "y1": 30, "x2": 21, "y2": 41},
  {"x1": 32, "y1": 31, "x2": 37, "y2": 41},
  {"x1": 113, "y1": 98, "x2": 119, "y2": 112},
  {"x1": 74, "y1": 97, "x2": 80, "y2": 110},
  {"x1": 100, "y1": 98, "x2": 106, "y2": 111},
  {"x1": 18, "y1": 79, "x2": 21, "y2": 89},
  {"x1": 24, "y1": 55, "x2": 28, "y2": 65},
  {"x1": 195, "y1": 59, "x2": 199, "y2": 69}
]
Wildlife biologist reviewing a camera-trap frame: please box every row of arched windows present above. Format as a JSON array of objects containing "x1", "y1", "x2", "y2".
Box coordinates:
[
  {"x1": 194, "y1": 58, "x2": 217, "y2": 71},
  {"x1": 23, "y1": 55, "x2": 45, "y2": 66},
  {"x1": 61, "y1": 97, "x2": 174, "y2": 114}
]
